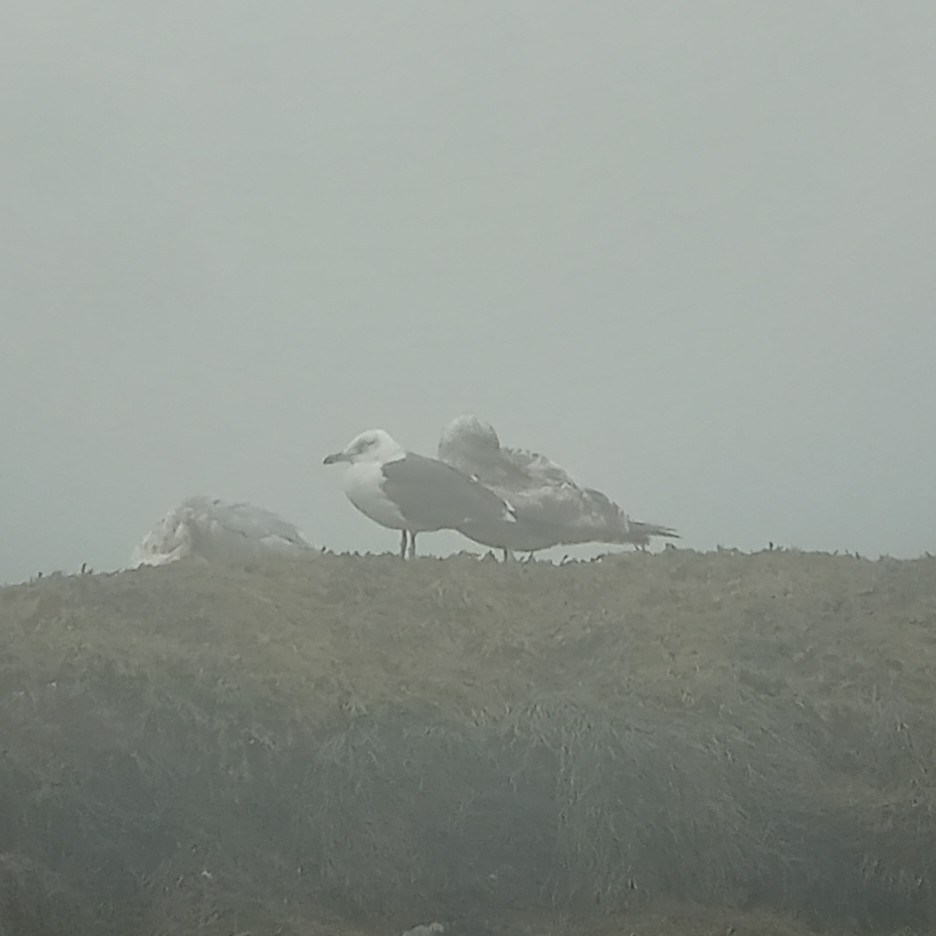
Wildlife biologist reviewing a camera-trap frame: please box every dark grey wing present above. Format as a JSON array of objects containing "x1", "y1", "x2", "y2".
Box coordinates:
[
  {"x1": 381, "y1": 454, "x2": 515, "y2": 531},
  {"x1": 437, "y1": 437, "x2": 532, "y2": 489}
]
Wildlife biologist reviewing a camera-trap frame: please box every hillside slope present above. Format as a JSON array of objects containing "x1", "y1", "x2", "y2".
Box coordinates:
[{"x1": 1, "y1": 549, "x2": 935, "y2": 935}]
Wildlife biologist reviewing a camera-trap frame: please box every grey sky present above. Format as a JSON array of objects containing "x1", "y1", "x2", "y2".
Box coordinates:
[{"x1": 2, "y1": 1, "x2": 935, "y2": 583}]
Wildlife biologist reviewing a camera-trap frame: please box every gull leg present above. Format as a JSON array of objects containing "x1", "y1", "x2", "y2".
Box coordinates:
[
  {"x1": 408, "y1": 532, "x2": 417, "y2": 560},
  {"x1": 399, "y1": 531, "x2": 408, "y2": 559}
]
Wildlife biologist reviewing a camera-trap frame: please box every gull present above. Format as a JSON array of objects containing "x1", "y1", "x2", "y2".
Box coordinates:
[
  {"x1": 437, "y1": 415, "x2": 679, "y2": 553},
  {"x1": 131, "y1": 495, "x2": 313, "y2": 567},
  {"x1": 400, "y1": 925, "x2": 445, "y2": 936},
  {"x1": 323, "y1": 429, "x2": 545, "y2": 558}
]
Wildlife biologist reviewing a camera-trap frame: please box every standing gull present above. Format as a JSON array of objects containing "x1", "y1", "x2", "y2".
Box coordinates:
[
  {"x1": 438, "y1": 415, "x2": 679, "y2": 553},
  {"x1": 323, "y1": 429, "x2": 532, "y2": 558},
  {"x1": 131, "y1": 495, "x2": 314, "y2": 567}
]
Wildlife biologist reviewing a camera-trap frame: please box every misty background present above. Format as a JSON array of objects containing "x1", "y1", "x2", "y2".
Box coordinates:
[{"x1": 2, "y1": 1, "x2": 934, "y2": 585}]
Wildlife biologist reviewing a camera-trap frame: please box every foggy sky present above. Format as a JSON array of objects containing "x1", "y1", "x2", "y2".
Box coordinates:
[{"x1": 3, "y1": 1, "x2": 935, "y2": 583}]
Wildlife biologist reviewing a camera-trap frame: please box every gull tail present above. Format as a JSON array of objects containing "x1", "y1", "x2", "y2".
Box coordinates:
[{"x1": 624, "y1": 519, "x2": 680, "y2": 545}]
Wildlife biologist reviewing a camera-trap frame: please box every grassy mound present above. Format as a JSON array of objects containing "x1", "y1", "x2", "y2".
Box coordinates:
[{"x1": 1, "y1": 549, "x2": 935, "y2": 935}]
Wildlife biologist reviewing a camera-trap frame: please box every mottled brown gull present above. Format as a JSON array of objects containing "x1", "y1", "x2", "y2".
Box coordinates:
[{"x1": 437, "y1": 415, "x2": 679, "y2": 553}]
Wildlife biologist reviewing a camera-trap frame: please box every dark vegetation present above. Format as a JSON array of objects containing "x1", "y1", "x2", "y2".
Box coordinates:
[{"x1": 1, "y1": 549, "x2": 935, "y2": 935}]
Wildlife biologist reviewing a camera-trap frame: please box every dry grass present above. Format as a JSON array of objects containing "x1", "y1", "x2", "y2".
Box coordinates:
[{"x1": 1, "y1": 548, "x2": 935, "y2": 935}]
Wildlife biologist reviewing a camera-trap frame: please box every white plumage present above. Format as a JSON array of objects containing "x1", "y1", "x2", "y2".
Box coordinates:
[
  {"x1": 130, "y1": 496, "x2": 314, "y2": 567},
  {"x1": 323, "y1": 428, "x2": 523, "y2": 558}
]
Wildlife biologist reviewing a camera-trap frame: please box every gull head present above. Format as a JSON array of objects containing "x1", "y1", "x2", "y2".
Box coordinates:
[
  {"x1": 438, "y1": 415, "x2": 501, "y2": 458},
  {"x1": 323, "y1": 429, "x2": 406, "y2": 466}
]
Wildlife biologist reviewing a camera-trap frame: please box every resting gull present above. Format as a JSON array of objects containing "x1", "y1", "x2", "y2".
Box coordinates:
[
  {"x1": 437, "y1": 415, "x2": 679, "y2": 553},
  {"x1": 323, "y1": 429, "x2": 543, "y2": 558},
  {"x1": 131, "y1": 495, "x2": 313, "y2": 567}
]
